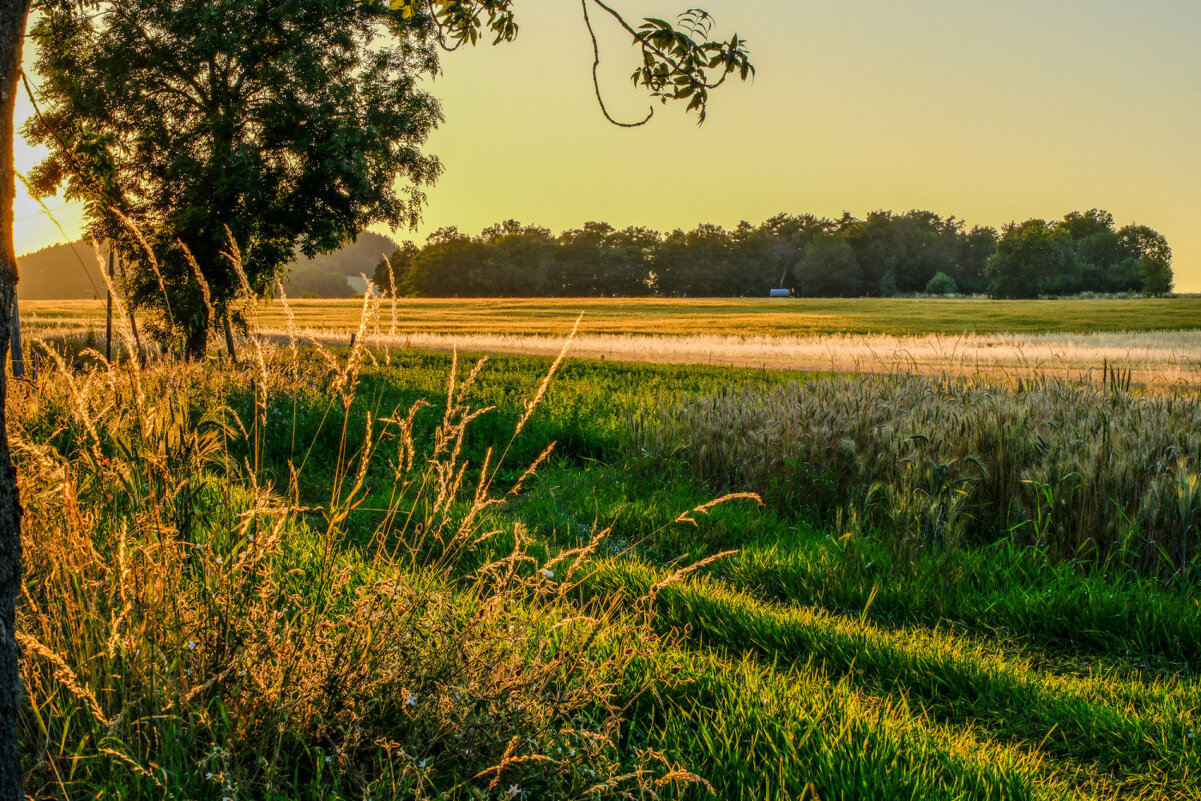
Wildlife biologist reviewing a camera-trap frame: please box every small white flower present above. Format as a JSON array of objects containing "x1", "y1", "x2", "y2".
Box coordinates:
[
  {"x1": 324, "y1": 755, "x2": 331, "y2": 764},
  {"x1": 540, "y1": 568, "x2": 554, "y2": 579},
  {"x1": 187, "y1": 640, "x2": 198, "y2": 650},
  {"x1": 508, "y1": 785, "x2": 522, "y2": 797},
  {"x1": 214, "y1": 556, "x2": 224, "y2": 566},
  {"x1": 204, "y1": 772, "x2": 214, "y2": 780},
  {"x1": 405, "y1": 693, "x2": 417, "y2": 707},
  {"x1": 418, "y1": 758, "x2": 427, "y2": 768}
]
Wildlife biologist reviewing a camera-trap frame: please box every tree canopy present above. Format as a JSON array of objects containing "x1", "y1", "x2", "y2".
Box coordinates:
[{"x1": 23, "y1": 0, "x2": 754, "y2": 354}]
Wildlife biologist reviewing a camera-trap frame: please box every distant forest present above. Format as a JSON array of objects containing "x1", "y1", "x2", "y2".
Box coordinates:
[
  {"x1": 18, "y1": 210, "x2": 1173, "y2": 302},
  {"x1": 373, "y1": 210, "x2": 1174, "y2": 299}
]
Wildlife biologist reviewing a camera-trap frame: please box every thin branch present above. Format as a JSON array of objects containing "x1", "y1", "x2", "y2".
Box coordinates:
[
  {"x1": 590, "y1": 0, "x2": 688, "y2": 78},
  {"x1": 580, "y1": 0, "x2": 652, "y2": 127}
]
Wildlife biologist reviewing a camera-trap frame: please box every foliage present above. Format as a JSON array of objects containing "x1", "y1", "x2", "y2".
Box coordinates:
[
  {"x1": 924, "y1": 271, "x2": 957, "y2": 295},
  {"x1": 373, "y1": 210, "x2": 1172, "y2": 299},
  {"x1": 24, "y1": 0, "x2": 445, "y2": 353},
  {"x1": 987, "y1": 220, "x2": 1076, "y2": 299}
]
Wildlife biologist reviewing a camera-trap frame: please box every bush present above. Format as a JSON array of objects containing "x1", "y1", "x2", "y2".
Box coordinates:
[{"x1": 924, "y1": 272, "x2": 957, "y2": 296}]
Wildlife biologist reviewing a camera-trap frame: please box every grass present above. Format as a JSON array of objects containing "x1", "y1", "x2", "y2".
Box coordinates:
[
  {"x1": 13, "y1": 297, "x2": 1201, "y2": 799},
  {"x1": 631, "y1": 374, "x2": 1201, "y2": 578}
]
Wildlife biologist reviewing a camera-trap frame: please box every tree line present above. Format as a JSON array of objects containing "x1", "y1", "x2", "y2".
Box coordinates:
[{"x1": 373, "y1": 209, "x2": 1174, "y2": 299}]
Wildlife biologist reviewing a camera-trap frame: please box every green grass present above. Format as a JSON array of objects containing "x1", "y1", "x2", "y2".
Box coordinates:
[{"x1": 16, "y1": 345, "x2": 1201, "y2": 800}]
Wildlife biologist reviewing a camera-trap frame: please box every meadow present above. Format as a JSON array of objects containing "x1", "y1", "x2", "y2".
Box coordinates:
[{"x1": 13, "y1": 292, "x2": 1201, "y2": 800}]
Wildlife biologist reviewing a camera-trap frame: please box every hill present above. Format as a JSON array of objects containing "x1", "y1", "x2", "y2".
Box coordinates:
[
  {"x1": 15, "y1": 232, "x2": 399, "y2": 300},
  {"x1": 283, "y1": 231, "x2": 399, "y2": 298},
  {"x1": 15, "y1": 241, "x2": 107, "y2": 301}
]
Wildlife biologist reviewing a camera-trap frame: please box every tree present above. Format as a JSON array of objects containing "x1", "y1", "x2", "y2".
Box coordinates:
[
  {"x1": 373, "y1": 241, "x2": 420, "y2": 295},
  {"x1": 924, "y1": 271, "x2": 957, "y2": 295},
  {"x1": 839, "y1": 211, "x2": 898, "y2": 296},
  {"x1": 1058, "y1": 208, "x2": 1115, "y2": 241},
  {"x1": 25, "y1": 0, "x2": 444, "y2": 355},
  {"x1": 0, "y1": 0, "x2": 31, "y2": 796},
  {"x1": 3, "y1": 0, "x2": 753, "y2": 792},
  {"x1": 987, "y1": 219, "x2": 1076, "y2": 299},
  {"x1": 24, "y1": 0, "x2": 755, "y2": 355},
  {"x1": 476, "y1": 221, "x2": 556, "y2": 296},
  {"x1": 796, "y1": 233, "x2": 861, "y2": 297},
  {"x1": 954, "y1": 225, "x2": 997, "y2": 295},
  {"x1": 1140, "y1": 255, "x2": 1173, "y2": 297}
]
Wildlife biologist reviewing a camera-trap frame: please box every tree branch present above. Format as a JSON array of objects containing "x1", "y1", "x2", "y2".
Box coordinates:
[{"x1": 580, "y1": 0, "x2": 651, "y2": 128}]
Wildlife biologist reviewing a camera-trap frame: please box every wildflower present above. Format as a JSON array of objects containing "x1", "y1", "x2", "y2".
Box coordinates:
[
  {"x1": 508, "y1": 786, "x2": 522, "y2": 797},
  {"x1": 540, "y1": 568, "x2": 554, "y2": 579},
  {"x1": 405, "y1": 693, "x2": 417, "y2": 707},
  {"x1": 324, "y1": 755, "x2": 331, "y2": 764},
  {"x1": 204, "y1": 772, "x2": 214, "y2": 780},
  {"x1": 214, "y1": 556, "x2": 224, "y2": 566},
  {"x1": 187, "y1": 640, "x2": 197, "y2": 650}
]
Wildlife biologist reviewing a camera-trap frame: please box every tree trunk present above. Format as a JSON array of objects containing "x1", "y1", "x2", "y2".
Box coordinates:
[
  {"x1": 6, "y1": 295, "x2": 20, "y2": 379},
  {"x1": 0, "y1": 2, "x2": 32, "y2": 798},
  {"x1": 185, "y1": 318, "x2": 208, "y2": 361}
]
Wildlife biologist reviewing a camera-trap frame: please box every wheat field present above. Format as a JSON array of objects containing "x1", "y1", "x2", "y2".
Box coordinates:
[{"x1": 20, "y1": 297, "x2": 1201, "y2": 385}]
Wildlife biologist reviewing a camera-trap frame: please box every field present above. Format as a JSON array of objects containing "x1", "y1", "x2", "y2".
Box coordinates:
[
  {"x1": 23, "y1": 296, "x2": 1201, "y2": 385},
  {"x1": 23, "y1": 296, "x2": 1201, "y2": 337},
  {"x1": 13, "y1": 297, "x2": 1201, "y2": 800}
]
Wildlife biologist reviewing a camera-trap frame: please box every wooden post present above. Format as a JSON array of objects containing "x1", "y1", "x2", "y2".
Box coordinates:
[
  {"x1": 114, "y1": 251, "x2": 147, "y2": 366},
  {"x1": 127, "y1": 308, "x2": 146, "y2": 366},
  {"x1": 7, "y1": 295, "x2": 21, "y2": 380},
  {"x1": 105, "y1": 245, "x2": 114, "y2": 361},
  {"x1": 223, "y1": 313, "x2": 237, "y2": 364}
]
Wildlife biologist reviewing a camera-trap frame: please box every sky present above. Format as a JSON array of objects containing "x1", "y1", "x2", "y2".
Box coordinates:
[{"x1": 14, "y1": 0, "x2": 1201, "y2": 290}]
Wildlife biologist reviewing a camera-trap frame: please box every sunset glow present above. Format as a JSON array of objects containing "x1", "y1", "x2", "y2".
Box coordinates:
[{"x1": 15, "y1": 0, "x2": 1201, "y2": 290}]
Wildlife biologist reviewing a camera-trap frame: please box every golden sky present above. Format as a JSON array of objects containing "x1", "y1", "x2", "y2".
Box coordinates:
[{"x1": 14, "y1": 0, "x2": 1201, "y2": 291}]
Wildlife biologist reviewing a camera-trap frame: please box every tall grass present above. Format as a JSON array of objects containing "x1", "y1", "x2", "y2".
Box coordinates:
[
  {"x1": 13, "y1": 321, "x2": 706, "y2": 798},
  {"x1": 632, "y1": 374, "x2": 1201, "y2": 580}
]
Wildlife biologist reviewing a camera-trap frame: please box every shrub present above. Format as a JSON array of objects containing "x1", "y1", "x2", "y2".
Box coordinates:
[{"x1": 924, "y1": 272, "x2": 957, "y2": 296}]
